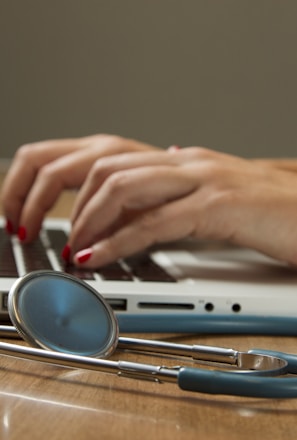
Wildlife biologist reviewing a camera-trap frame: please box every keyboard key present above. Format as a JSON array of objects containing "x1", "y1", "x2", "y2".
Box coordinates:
[
  {"x1": 22, "y1": 238, "x2": 52, "y2": 271},
  {"x1": 47, "y1": 229, "x2": 95, "y2": 280},
  {"x1": 98, "y1": 262, "x2": 133, "y2": 281},
  {"x1": 46, "y1": 229, "x2": 68, "y2": 262},
  {"x1": 125, "y1": 254, "x2": 176, "y2": 282},
  {"x1": 46, "y1": 228, "x2": 175, "y2": 282},
  {"x1": 64, "y1": 264, "x2": 95, "y2": 280},
  {"x1": 0, "y1": 228, "x2": 18, "y2": 277}
]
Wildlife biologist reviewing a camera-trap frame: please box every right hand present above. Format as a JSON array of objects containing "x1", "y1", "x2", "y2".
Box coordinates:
[{"x1": 0, "y1": 134, "x2": 159, "y2": 241}]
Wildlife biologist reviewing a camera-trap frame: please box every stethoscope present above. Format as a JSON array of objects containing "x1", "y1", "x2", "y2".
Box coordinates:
[{"x1": 2, "y1": 270, "x2": 297, "y2": 399}]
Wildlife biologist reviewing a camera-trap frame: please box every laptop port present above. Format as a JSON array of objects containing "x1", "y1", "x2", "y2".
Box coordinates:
[
  {"x1": 204, "y1": 302, "x2": 214, "y2": 312},
  {"x1": 1, "y1": 292, "x2": 8, "y2": 310},
  {"x1": 232, "y1": 303, "x2": 241, "y2": 313},
  {"x1": 138, "y1": 302, "x2": 194, "y2": 310},
  {"x1": 105, "y1": 298, "x2": 127, "y2": 311}
]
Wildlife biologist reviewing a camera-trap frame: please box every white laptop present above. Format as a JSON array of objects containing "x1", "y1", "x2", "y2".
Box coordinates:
[{"x1": 1, "y1": 216, "x2": 297, "y2": 334}]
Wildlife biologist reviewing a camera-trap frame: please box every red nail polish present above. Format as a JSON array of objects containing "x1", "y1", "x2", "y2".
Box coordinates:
[
  {"x1": 61, "y1": 244, "x2": 71, "y2": 262},
  {"x1": 18, "y1": 226, "x2": 27, "y2": 241},
  {"x1": 76, "y1": 248, "x2": 92, "y2": 264},
  {"x1": 5, "y1": 219, "x2": 14, "y2": 235}
]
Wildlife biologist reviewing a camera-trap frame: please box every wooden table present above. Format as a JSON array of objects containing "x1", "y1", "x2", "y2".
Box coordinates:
[{"x1": 1, "y1": 173, "x2": 297, "y2": 440}]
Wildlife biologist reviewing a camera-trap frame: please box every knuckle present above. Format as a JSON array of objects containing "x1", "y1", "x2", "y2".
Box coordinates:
[
  {"x1": 36, "y1": 162, "x2": 58, "y2": 182},
  {"x1": 103, "y1": 171, "x2": 131, "y2": 197},
  {"x1": 187, "y1": 146, "x2": 215, "y2": 160},
  {"x1": 203, "y1": 162, "x2": 224, "y2": 178},
  {"x1": 15, "y1": 143, "x2": 37, "y2": 162},
  {"x1": 102, "y1": 134, "x2": 124, "y2": 143},
  {"x1": 194, "y1": 161, "x2": 228, "y2": 182},
  {"x1": 93, "y1": 133, "x2": 126, "y2": 148},
  {"x1": 91, "y1": 157, "x2": 115, "y2": 179}
]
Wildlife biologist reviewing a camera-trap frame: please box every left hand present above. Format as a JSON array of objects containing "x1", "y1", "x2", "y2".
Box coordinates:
[{"x1": 67, "y1": 147, "x2": 297, "y2": 268}]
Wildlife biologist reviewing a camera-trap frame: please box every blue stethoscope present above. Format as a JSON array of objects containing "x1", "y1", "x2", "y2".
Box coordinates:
[{"x1": 1, "y1": 270, "x2": 297, "y2": 399}]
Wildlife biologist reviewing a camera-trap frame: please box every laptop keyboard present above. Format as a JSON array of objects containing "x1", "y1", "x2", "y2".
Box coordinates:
[
  {"x1": 0, "y1": 227, "x2": 18, "y2": 277},
  {"x1": 0, "y1": 226, "x2": 176, "y2": 282}
]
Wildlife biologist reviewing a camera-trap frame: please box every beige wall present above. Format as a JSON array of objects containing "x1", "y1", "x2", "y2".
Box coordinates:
[{"x1": 1, "y1": 0, "x2": 297, "y2": 160}]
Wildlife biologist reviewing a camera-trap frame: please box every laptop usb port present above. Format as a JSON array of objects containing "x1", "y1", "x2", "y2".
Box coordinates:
[
  {"x1": 1, "y1": 292, "x2": 8, "y2": 311},
  {"x1": 105, "y1": 298, "x2": 127, "y2": 311}
]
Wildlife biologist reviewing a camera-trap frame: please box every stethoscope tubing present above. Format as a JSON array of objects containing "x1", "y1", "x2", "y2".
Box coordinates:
[
  {"x1": 178, "y1": 368, "x2": 297, "y2": 398},
  {"x1": 179, "y1": 350, "x2": 297, "y2": 397}
]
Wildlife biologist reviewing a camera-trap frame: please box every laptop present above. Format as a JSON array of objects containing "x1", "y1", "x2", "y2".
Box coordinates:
[{"x1": 1, "y1": 215, "x2": 297, "y2": 334}]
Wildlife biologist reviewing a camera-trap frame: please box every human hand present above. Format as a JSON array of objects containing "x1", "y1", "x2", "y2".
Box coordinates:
[
  {"x1": 66, "y1": 147, "x2": 297, "y2": 268},
  {"x1": 1, "y1": 134, "x2": 158, "y2": 240}
]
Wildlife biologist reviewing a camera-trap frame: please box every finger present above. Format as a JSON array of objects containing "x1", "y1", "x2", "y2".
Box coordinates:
[
  {"x1": 1, "y1": 138, "x2": 85, "y2": 232},
  {"x1": 73, "y1": 195, "x2": 197, "y2": 267},
  {"x1": 1, "y1": 134, "x2": 159, "y2": 235},
  {"x1": 70, "y1": 146, "x2": 215, "y2": 224},
  {"x1": 16, "y1": 146, "x2": 118, "y2": 242},
  {"x1": 68, "y1": 165, "x2": 198, "y2": 255},
  {"x1": 71, "y1": 149, "x2": 184, "y2": 223}
]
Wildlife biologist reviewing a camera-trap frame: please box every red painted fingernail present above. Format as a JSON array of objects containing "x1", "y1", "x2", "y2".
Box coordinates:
[
  {"x1": 61, "y1": 244, "x2": 71, "y2": 262},
  {"x1": 5, "y1": 219, "x2": 14, "y2": 235},
  {"x1": 18, "y1": 225, "x2": 27, "y2": 241},
  {"x1": 76, "y1": 248, "x2": 93, "y2": 264}
]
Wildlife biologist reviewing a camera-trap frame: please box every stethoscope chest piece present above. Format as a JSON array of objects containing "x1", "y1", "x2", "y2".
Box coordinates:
[{"x1": 8, "y1": 271, "x2": 119, "y2": 358}]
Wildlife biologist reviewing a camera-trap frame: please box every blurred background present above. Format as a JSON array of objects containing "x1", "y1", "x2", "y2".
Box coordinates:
[{"x1": 1, "y1": 0, "x2": 297, "y2": 164}]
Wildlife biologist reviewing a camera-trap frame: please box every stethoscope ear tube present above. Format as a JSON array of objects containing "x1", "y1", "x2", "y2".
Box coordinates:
[{"x1": 178, "y1": 368, "x2": 297, "y2": 398}]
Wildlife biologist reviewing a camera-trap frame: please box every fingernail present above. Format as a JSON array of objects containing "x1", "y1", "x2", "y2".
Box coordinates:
[
  {"x1": 167, "y1": 145, "x2": 181, "y2": 152},
  {"x1": 5, "y1": 219, "x2": 14, "y2": 235},
  {"x1": 76, "y1": 248, "x2": 93, "y2": 264},
  {"x1": 18, "y1": 225, "x2": 27, "y2": 241},
  {"x1": 61, "y1": 244, "x2": 71, "y2": 262}
]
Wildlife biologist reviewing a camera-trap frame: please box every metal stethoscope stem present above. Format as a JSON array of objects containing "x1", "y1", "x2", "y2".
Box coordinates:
[
  {"x1": 0, "y1": 335, "x2": 296, "y2": 398},
  {"x1": 0, "y1": 324, "x2": 286, "y2": 375},
  {"x1": 0, "y1": 338, "x2": 178, "y2": 383}
]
